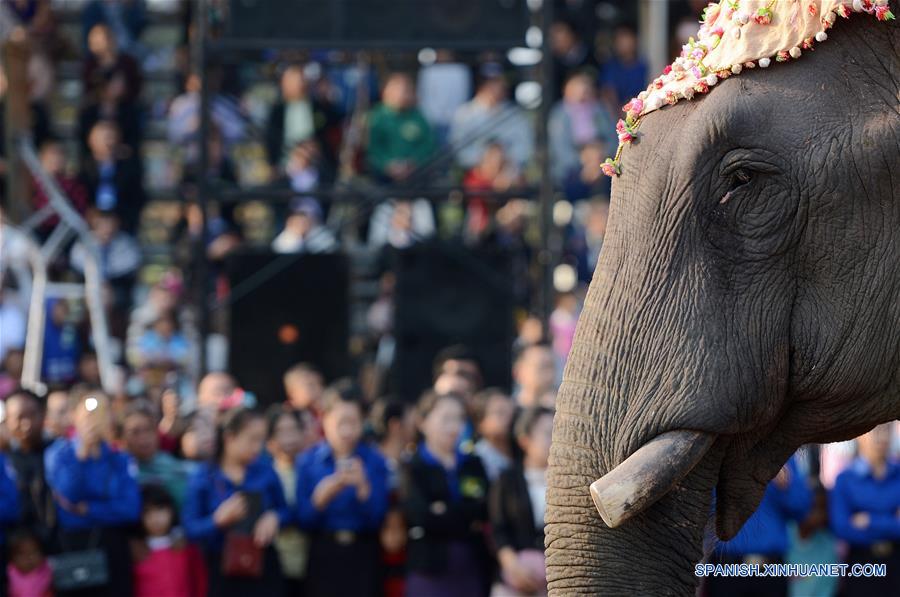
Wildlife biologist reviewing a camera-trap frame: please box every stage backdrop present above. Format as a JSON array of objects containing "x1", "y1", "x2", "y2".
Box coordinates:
[{"x1": 226, "y1": 251, "x2": 350, "y2": 405}]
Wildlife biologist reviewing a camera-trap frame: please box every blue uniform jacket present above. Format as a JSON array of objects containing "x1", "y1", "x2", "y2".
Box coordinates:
[
  {"x1": 830, "y1": 458, "x2": 900, "y2": 547},
  {"x1": 44, "y1": 438, "x2": 140, "y2": 531},
  {"x1": 295, "y1": 441, "x2": 389, "y2": 533},
  {"x1": 0, "y1": 454, "x2": 21, "y2": 544},
  {"x1": 182, "y1": 457, "x2": 290, "y2": 551},
  {"x1": 717, "y1": 456, "x2": 812, "y2": 557}
]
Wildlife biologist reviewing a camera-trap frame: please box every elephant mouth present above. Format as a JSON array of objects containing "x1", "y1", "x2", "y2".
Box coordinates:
[{"x1": 589, "y1": 429, "x2": 717, "y2": 527}]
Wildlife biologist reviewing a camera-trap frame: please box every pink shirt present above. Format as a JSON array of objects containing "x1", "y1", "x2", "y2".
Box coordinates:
[{"x1": 7, "y1": 561, "x2": 53, "y2": 597}]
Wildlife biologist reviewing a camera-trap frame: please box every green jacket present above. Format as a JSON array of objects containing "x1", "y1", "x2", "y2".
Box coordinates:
[
  {"x1": 366, "y1": 103, "x2": 435, "y2": 175},
  {"x1": 138, "y1": 452, "x2": 192, "y2": 508}
]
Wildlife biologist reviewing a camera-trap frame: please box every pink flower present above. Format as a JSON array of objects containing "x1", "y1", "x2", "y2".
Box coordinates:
[
  {"x1": 622, "y1": 98, "x2": 644, "y2": 115},
  {"x1": 808, "y1": 3, "x2": 818, "y2": 16},
  {"x1": 601, "y1": 159, "x2": 619, "y2": 177},
  {"x1": 875, "y1": 5, "x2": 895, "y2": 20},
  {"x1": 711, "y1": 26, "x2": 724, "y2": 37},
  {"x1": 663, "y1": 65, "x2": 672, "y2": 75},
  {"x1": 836, "y1": 4, "x2": 851, "y2": 18},
  {"x1": 693, "y1": 81, "x2": 709, "y2": 94},
  {"x1": 664, "y1": 91, "x2": 677, "y2": 105},
  {"x1": 754, "y1": 6, "x2": 773, "y2": 24},
  {"x1": 616, "y1": 119, "x2": 637, "y2": 143},
  {"x1": 776, "y1": 50, "x2": 791, "y2": 62}
]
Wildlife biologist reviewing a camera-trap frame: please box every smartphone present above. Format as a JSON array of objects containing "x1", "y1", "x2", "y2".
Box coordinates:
[{"x1": 233, "y1": 491, "x2": 263, "y2": 534}]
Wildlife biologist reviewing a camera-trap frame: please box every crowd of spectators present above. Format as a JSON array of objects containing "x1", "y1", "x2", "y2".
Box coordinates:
[
  {"x1": 0, "y1": 347, "x2": 561, "y2": 597},
  {"x1": 1, "y1": 353, "x2": 899, "y2": 597},
  {"x1": 0, "y1": 0, "x2": 633, "y2": 411}
]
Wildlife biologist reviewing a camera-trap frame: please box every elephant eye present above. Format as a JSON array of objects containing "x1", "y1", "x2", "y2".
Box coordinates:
[
  {"x1": 729, "y1": 168, "x2": 752, "y2": 190},
  {"x1": 719, "y1": 168, "x2": 752, "y2": 204}
]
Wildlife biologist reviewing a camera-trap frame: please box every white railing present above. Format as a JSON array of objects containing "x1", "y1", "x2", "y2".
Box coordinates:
[{"x1": 11, "y1": 136, "x2": 116, "y2": 394}]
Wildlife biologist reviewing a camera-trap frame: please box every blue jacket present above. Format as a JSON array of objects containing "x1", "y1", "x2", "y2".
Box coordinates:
[
  {"x1": 0, "y1": 454, "x2": 21, "y2": 544},
  {"x1": 295, "y1": 441, "x2": 389, "y2": 532},
  {"x1": 44, "y1": 438, "x2": 140, "y2": 531},
  {"x1": 717, "y1": 456, "x2": 812, "y2": 557},
  {"x1": 830, "y1": 458, "x2": 900, "y2": 547},
  {"x1": 182, "y1": 457, "x2": 290, "y2": 552}
]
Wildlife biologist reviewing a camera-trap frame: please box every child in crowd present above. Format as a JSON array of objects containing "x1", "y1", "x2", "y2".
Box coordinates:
[
  {"x1": 786, "y1": 487, "x2": 838, "y2": 597},
  {"x1": 296, "y1": 383, "x2": 389, "y2": 597},
  {"x1": 265, "y1": 406, "x2": 309, "y2": 595},
  {"x1": 473, "y1": 389, "x2": 516, "y2": 482},
  {"x1": 283, "y1": 363, "x2": 324, "y2": 416},
  {"x1": 490, "y1": 407, "x2": 554, "y2": 596},
  {"x1": 6, "y1": 530, "x2": 52, "y2": 597},
  {"x1": 43, "y1": 390, "x2": 71, "y2": 441},
  {"x1": 402, "y1": 392, "x2": 490, "y2": 597},
  {"x1": 182, "y1": 408, "x2": 289, "y2": 597},
  {"x1": 0, "y1": 349, "x2": 24, "y2": 399},
  {"x1": 369, "y1": 398, "x2": 416, "y2": 490},
  {"x1": 40, "y1": 299, "x2": 81, "y2": 387},
  {"x1": 511, "y1": 344, "x2": 557, "y2": 409},
  {"x1": 131, "y1": 484, "x2": 206, "y2": 597},
  {"x1": 379, "y1": 507, "x2": 407, "y2": 597},
  {"x1": 176, "y1": 412, "x2": 215, "y2": 463},
  {"x1": 133, "y1": 310, "x2": 191, "y2": 391}
]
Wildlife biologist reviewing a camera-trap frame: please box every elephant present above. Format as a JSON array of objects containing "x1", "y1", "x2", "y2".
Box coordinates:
[{"x1": 544, "y1": 12, "x2": 899, "y2": 597}]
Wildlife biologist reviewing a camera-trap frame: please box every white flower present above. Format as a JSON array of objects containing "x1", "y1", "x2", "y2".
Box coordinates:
[
  {"x1": 759, "y1": 57, "x2": 771, "y2": 68},
  {"x1": 815, "y1": 31, "x2": 828, "y2": 42},
  {"x1": 789, "y1": 46, "x2": 802, "y2": 59},
  {"x1": 705, "y1": 74, "x2": 718, "y2": 86},
  {"x1": 852, "y1": 0, "x2": 865, "y2": 12},
  {"x1": 731, "y1": 64, "x2": 742, "y2": 74},
  {"x1": 645, "y1": 96, "x2": 663, "y2": 111}
]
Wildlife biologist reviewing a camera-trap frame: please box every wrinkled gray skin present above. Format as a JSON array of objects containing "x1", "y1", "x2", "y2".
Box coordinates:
[{"x1": 545, "y1": 16, "x2": 899, "y2": 596}]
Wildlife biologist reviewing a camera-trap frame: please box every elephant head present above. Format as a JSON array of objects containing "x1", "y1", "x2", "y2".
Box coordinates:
[{"x1": 545, "y1": 10, "x2": 899, "y2": 596}]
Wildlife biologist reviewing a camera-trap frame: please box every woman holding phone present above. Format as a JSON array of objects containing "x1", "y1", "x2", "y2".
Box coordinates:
[
  {"x1": 295, "y1": 383, "x2": 390, "y2": 597},
  {"x1": 182, "y1": 408, "x2": 290, "y2": 597},
  {"x1": 44, "y1": 390, "x2": 141, "y2": 597}
]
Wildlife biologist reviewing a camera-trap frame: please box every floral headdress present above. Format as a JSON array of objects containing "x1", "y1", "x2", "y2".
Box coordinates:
[{"x1": 602, "y1": 0, "x2": 894, "y2": 177}]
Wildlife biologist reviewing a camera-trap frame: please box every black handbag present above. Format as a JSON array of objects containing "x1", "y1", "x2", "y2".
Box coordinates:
[{"x1": 49, "y1": 530, "x2": 109, "y2": 591}]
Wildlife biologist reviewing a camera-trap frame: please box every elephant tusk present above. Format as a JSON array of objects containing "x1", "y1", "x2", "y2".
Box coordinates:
[{"x1": 589, "y1": 430, "x2": 716, "y2": 528}]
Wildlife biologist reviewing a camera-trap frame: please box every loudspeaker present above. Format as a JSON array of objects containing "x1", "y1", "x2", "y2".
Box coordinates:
[
  {"x1": 227, "y1": 0, "x2": 528, "y2": 47},
  {"x1": 391, "y1": 241, "x2": 514, "y2": 401},
  {"x1": 226, "y1": 251, "x2": 349, "y2": 406}
]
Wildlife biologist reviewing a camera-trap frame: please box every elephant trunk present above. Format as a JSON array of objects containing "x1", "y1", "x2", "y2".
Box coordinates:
[{"x1": 546, "y1": 400, "x2": 723, "y2": 595}]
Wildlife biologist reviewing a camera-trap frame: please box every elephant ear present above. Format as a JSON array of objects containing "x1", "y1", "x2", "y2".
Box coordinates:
[{"x1": 604, "y1": 0, "x2": 896, "y2": 176}]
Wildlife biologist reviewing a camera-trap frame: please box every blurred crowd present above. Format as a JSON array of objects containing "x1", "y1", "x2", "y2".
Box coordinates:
[
  {"x1": 0, "y1": 1, "x2": 898, "y2": 597},
  {"x1": 0, "y1": 349, "x2": 559, "y2": 597},
  {"x1": 1, "y1": 354, "x2": 900, "y2": 597}
]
